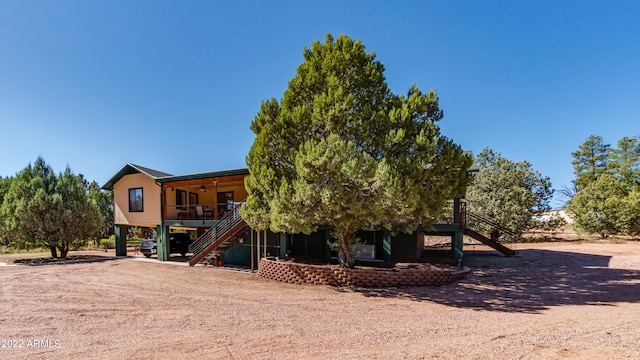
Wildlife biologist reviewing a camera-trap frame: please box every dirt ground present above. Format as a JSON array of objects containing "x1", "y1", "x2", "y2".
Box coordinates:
[{"x1": 1, "y1": 241, "x2": 639, "y2": 360}]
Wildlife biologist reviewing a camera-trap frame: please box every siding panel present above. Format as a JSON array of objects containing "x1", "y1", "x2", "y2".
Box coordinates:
[{"x1": 113, "y1": 173, "x2": 161, "y2": 226}]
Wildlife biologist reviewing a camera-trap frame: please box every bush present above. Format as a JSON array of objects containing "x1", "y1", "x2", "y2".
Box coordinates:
[
  {"x1": 71, "y1": 239, "x2": 89, "y2": 250},
  {"x1": 99, "y1": 238, "x2": 116, "y2": 249},
  {"x1": 127, "y1": 238, "x2": 142, "y2": 247},
  {"x1": 0, "y1": 245, "x2": 50, "y2": 254}
]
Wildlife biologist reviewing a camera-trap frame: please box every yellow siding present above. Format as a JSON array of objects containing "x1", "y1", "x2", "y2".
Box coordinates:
[
  {"x1": 165, "y1": 182, "x2": 248, "y2": 206},
  {"x1": 236, "y1": 185, "x2": 249, "y2": 200},
  {"x1": 165, "y1": 189, "x2": 216, "y2": 207},
  {"x1": 113, "y1": 173, "x2": 161, "y2": 226},
  {"x1": 217, "y1": 184, "x2": 248, "y2": 201}
]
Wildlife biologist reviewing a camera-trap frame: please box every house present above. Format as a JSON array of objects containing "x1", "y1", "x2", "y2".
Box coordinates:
[
  {"x1": 102, "y1": 163, "x2": 513, "y2": 267},
  {"x1": 102, "y1": 164, "x2": 260, "y2": 265}
]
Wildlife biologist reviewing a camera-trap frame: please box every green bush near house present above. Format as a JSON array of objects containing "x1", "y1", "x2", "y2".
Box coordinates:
[
  {"x1": 127, "y1": 238, "x2": 142, "y2": 247},
  {"x1": 99, "y1": 238, "x2": 116, "y2": 249},
  {"x1": 71, "y1": 239, "x2": 90, "y2": 250}
]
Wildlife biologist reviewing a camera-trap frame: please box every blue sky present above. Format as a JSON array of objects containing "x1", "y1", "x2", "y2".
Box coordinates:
[{"x1": 1, "y1": 0, "x2": 638, "y2": 208}]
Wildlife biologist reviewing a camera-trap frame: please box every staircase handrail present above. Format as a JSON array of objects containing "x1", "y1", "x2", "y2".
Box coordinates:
[
  {"x1": 189, "y1": 201, "x2": 246, "y2": 259},
  {"x1": 466, "y1": 211, "x2": 518, "y2": 237}
]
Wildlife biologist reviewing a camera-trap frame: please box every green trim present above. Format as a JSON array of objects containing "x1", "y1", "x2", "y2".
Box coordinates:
[
  {"x1": 452, "y1": 231, "x2": 464, "y2": 266},
  {"x1": 279, "y1": 233, "x2": 287, "y2": 258},
  {"x1": 383, "y1": 230, "x2": 392, "y2": 262},
  {"x1": 157, "y1": 226, "x2": 170, "y2": 261},
  {"x1": 114, "y1": 225, "x2": 128, "y2": 256},
  {"x1": 156, "y1": 168, "x2": 249, "y2": 183},
  {"x1": 102, "y1": 164, "x2": 247, "y2": 191},
  {"x1": 102, "y1": 163, "x2": 173, "y2": 190}
]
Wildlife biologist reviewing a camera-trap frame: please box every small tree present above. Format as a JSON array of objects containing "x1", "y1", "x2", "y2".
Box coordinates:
[
  {"x1": 567, "y1": 135, "x2": 640, "y2": 237},
  {"x1": 0, "y1": 158, "x2": 101, "y2": 257},
  {"x1": 566, "y1": 173, "x2": 628, "y2": 237},
  {"x1": 242, "y1": 34, "x2": 471, "y2": 268},
  {"x1": 466, "y1": 147, "x2": 559, "y2": 237},
  {"x1": 88, "y1": 181, "x2": 114, "y2": 239},
  {"x1": 0, "y1": 176, "x2": 14, "y2": 245},
  {"x1": 618, "y1": 188, "x2": 640, "y2": 235},
  {"x1": 56, "y1": 168, "x2": 102, "y2": 254}
]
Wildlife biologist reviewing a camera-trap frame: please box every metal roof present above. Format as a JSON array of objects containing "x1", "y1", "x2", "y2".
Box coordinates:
[
  {"x1": 101, "y1": 164, "x2": 249, "y2": 190},
  {"x1": 156, "y1": 168, "x2": 249, "y2": 183},
  {"x1": 463, "y1": 150, "x2": 479, "y2": 172},
  {"x1": 102, "y1": 150, "x2": 471, "y2": 190}
]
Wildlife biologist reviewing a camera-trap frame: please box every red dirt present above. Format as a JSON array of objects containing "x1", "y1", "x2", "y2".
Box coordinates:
[{"x1": 1, "y1": 241, "x2": 639, "y2": 359}]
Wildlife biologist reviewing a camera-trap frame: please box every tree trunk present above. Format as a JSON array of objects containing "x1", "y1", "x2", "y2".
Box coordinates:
[
  {"x1": 490, "y1": 229, "x2": 501, "y2": 242},
  {"x1": 59, "y1": 241, "x2": 69, "y2": 258},
  {"x1": 49, "y1": 243, "x2": 58, "y2": 258},
  {"x1": 338, "y1": 236, "x2": 355, "y2": 269}
]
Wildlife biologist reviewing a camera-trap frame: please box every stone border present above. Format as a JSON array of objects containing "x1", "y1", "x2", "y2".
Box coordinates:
[{"x1": 257, "y1": 257, "x2": 470, "y2": 287}]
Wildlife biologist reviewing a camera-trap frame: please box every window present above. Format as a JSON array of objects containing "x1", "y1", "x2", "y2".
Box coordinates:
[
  {"x1": 176, "y1": 189, "x2": 186, "y2": 210},
  {"x1": 129, "y1": 188, "x2": 143, "y2": 212},
  {"x1": 189, "y1": 192, "x2": 199, "y2": 205},
  {"x1": 217, "y1": 191, "x2": 234, "y2": 218}
]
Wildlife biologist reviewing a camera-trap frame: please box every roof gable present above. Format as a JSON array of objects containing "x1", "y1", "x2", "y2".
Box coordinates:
[
  {"x1": 101, "y1": 164, "x2": 173, "y2": 190},
  {"x1": 129, "y1": 164, "x2": 173, "y2": 179}
]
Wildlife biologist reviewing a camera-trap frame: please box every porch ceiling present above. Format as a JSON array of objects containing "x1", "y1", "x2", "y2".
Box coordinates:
[
  {"x1": 161, "y1": 175, "x2": 246, "y2": 188},
  {"x1": 157, "y1": 168, "x2": 248, "y2": 184}
]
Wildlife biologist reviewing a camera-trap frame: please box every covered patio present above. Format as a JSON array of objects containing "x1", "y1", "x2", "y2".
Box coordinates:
[{"x1": 158, "y1": 168, "x2": 249, "y2": 225}]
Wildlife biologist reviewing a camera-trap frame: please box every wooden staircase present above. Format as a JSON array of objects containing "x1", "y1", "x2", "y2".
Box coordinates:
[
  {"x1": 463, "y1": 228, "x2": 516, "y2": 256},
  {"x1": 188, "y1": 202, "x2": 250, "y2": 266},
  {"x1": 464, "y1": 211, "x2": 516, "y2": 256}
]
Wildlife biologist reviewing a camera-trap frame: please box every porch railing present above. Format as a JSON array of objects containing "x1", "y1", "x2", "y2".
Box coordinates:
[
  {"x1": 165, "y1": 202, "x2": 239, "y2": 222},
  {"x1": 188, "y1": 201, "x2": 247, "y2": 265}
]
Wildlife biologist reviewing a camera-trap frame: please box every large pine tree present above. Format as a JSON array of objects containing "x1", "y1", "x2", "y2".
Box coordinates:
[
  {"x1": 242, "y1": 34, "x2": 471, "y2": 267},
  {"x1": 609, "y1": 136, "x2": 640, "y2": 187},
  {"x1": 571, "y1": 134, "x2": 611, "y2": 191}
]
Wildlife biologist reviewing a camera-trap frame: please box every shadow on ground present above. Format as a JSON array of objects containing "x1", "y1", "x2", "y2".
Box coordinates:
[{"x1": 355, "y1": 249, "x2": 640, "y2": 313}]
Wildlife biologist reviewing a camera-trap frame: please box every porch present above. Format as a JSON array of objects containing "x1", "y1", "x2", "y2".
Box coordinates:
[
  {"x1": 164, "y1": 203, "x2": 236, "y2": 223},
  {"x1": 158, "y1": 168, "x2": 249, "y2": 224}
]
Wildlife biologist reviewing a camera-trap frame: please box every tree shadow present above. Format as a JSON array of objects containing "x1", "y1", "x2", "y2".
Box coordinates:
[{"x1": 355, "y1": 249, "x2": 640, "y2": 313}]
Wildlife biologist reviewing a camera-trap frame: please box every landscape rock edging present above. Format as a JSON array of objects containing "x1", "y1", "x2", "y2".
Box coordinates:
[{"x1": 257, "y1": 257, "x2": 470, "y2": 287}]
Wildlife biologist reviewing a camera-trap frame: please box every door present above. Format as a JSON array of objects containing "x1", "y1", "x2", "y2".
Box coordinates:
[{"x1": 216, "y1": 191, "x2": 234, "y2": 219}]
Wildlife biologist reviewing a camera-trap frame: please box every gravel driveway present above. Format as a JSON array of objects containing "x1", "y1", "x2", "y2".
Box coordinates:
[{"x1": 1, "y1": 241, "x2": 639, "y2": 359}]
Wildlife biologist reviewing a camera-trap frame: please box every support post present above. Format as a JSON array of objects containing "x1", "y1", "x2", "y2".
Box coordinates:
[
  {"x1": 157, "y1": 226, "x2": 170, "y2": 261},
  {"x1": 250, "y1": 230, "x2": 254, "y2": 272},
  {"x1": 263, "y1": 230, "x2": 267, "y2": 257},
  {"x1": 279, "y1": 233, "x2": 287, "y2": 258},
  {"x1": 416, "y1": 231, "x2": 425, "y2": 260},
  {"x1": 453, "y1": 198, "x2": 461, "y2": 225},
  {"x1": 324, "y1": 229, "x2": 331, "y2": 261},
  {"x1": 452, "y1": 230, "x2": 464, "y2": 267},
  {"x1": 383, "y1": 229, "x2": 392, "y2": 262},
  {"x1": 114, "y1": 225, "x2": 128, "y2": 256}
]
